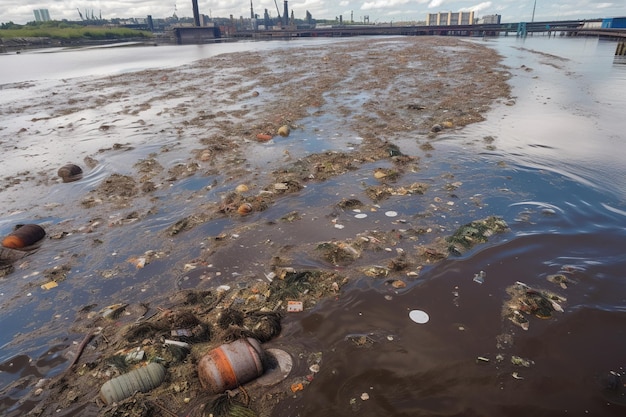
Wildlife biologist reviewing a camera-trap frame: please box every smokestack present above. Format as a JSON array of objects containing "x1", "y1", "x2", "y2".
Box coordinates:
[
  {"x1": 192, "y1": 0, "x2": 200, "y2": 26},
  {"x1": 250, "y1": 0, "x2": 254, "y2": 19},
  {"x1": 283, "y1": 1, "x2": 288, "y2": 27}
]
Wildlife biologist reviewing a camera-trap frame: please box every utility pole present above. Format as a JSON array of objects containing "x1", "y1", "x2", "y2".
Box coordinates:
[{"x1": 531, "y1": 0, "x2": 537, "y2": 22}]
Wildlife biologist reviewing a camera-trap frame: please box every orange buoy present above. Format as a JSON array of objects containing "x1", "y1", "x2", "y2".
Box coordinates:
[
  {"x1": 1, "y1": 224, "x2": 46, "y2": 250},
  {"x1": 256, "y1": 133, "x2": 273, "y2": 142}
]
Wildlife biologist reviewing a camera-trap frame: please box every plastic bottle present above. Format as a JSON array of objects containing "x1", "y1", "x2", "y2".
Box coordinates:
[{"x1": 99, "y1": 362, "x2": 166, "y2": 404}]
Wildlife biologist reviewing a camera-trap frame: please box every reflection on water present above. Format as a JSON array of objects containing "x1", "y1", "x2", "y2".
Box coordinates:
[{"x1": 475, "y1": 36, "x2": 626, "y2": 199}]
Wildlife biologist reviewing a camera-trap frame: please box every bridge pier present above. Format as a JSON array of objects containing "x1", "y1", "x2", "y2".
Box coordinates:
[{"x1": 617, "y1": 41, "x2": 626, "y2": 56}]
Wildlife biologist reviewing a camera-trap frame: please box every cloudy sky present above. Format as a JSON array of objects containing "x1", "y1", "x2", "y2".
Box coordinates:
[{"x1": 1, "y1": 1, "x2": 625, "y2": 25}]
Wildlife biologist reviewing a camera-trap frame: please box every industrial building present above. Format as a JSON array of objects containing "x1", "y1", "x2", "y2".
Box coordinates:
[
  {"x1": 477, "y1": 14, "x2": 501, "y2": 24},
  {"x1": 426, "y1": 11, "x2": 475, "y2": 26},
  {"x1": 33, "y1": 9, "x2": 51, "y2": 22},
  {"x1": 601, "y1": 17, "x2": 626, "y2": 28}
]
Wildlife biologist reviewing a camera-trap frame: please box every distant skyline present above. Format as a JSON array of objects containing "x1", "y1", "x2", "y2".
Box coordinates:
[{"x1": 1, "y1": 1, "x2": 625, "y2": 25}]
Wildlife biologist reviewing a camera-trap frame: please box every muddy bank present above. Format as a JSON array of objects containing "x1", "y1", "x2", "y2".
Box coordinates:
[{"x1": 0, "y1": 37, "x2": 512, "y2": 416}]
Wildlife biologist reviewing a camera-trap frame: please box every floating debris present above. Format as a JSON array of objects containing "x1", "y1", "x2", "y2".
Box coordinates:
[
  {"x1": 546, "y1": 273, "x2": 570, "y2": 289},
  {"x1": 503, "y1": 282, "x2": 566, "y2": 330},
  {"x1": 1, "y1": 223, "x2": 46, "y2": 250},
  {"x1": 277, "y1": 125, "x2": 291, "y2": 137},
  {"x1": 41, "y1": 281, "x2": 58, "y2": 290},
  {"x1": 511, "y1": 355, "x2": 535, "y2": 367},
  {"x1": 345, "y1": 333, "x2": 376, "y2": 348},
  {"x1": 287, "y1": 301, "x2": 303, "y2": 312},
  {"x1": 316, "y1": 242, "x2": 361, "y2": 265},
  {"x1": 100, "y1": 362, "x2": 166, "y2": 405},
  {"x1": 409, "y1": 309, "x2": 430, "y2": 324},
  {"x1": 235, "y1": 184, "x2": 249, "y2": 193},
  {"x1": 447, "y1": 216, "x2": 508, "y2": 255},
  {"x1": 473, "y1": 270, "x2": 486, "y2": 284},
  {"x1": 363, "y1": 265, "x2": 389, "y2": 278},
  {"x1": 57, "y1": 164, "x2": 83, "y2": 183}
]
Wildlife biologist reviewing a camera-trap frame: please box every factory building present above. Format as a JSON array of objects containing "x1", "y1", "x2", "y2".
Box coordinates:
[
  {"x1": 33, "y1": 9, "x2": 51, "y2": 22},
  {"x1": 426, "y1": 11, "x2": 475, "y2": 26},
  {"x1": 478, "y1": 14, "x2": 502, "y2": 24}
]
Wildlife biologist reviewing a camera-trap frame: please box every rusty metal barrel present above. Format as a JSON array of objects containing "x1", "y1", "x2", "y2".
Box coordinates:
[{"x1": 197, "y1": 338, "x2": 265, "y2": 394}]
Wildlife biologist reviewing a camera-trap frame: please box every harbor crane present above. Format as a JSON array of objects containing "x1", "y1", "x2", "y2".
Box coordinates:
[{"x1": 273, "y1": 0, "x2": 281, "y2": 20}]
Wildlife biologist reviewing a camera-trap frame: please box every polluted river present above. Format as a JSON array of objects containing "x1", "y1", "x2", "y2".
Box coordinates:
[{"x1": 1, "y1": 35, "x2": 625, "y2": 417}]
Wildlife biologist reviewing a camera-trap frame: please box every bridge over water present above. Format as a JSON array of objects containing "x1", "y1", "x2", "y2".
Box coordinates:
[{"x1": 230, "y1": 19, "x2": 626, "y2": 40}]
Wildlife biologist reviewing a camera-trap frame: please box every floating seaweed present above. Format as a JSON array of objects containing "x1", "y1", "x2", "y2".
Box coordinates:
[
  {"x1": 218, "y1": 309, "x2": 245, "y2": 330},
  {"x1": 503, "y1": 281, "x2": 566, "y2": 330},
  {"x1": 210, "y1": 392, "x2": 258, "y2": 417},
  {"x1": 447, "y1": 216, "x2": 509, "y2": 255}
]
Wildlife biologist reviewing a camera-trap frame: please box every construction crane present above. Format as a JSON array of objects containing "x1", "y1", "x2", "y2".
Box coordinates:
[
  {"x1": 273, "y1": 0, "x2": 281, "y2": 20},
  {"x1": 76, "y1": 8, "x2": 84, "y2": 21}
]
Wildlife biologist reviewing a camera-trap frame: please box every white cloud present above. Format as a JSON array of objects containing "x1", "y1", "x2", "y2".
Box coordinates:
[
  {"x1": 460, "y1": 2, "x2": 493, "y2": 13},
  {"x1": 362, "y1": 0, "x2": 411, "y2": 11},
  {"x1": 428, "y1": 0, "x2": 446, "y2": 9}
]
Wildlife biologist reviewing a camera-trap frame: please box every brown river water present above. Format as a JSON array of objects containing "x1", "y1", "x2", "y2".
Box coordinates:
[{"x1": 1, "y1": 36, "x2": 625, "y2": 416}]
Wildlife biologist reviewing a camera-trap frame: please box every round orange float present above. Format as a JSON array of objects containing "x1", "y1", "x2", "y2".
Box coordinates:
[
  {"x1": 1, "y1": 224, "x2": 46, "y2": 249},
  {"x1": 256, "y1": 133, "x2": 273, "y2": 142}
]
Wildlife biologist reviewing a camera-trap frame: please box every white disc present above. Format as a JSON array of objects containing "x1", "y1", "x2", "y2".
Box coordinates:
[{"x1": 409, "y1": 309, "x2": 430, "y2": 324}]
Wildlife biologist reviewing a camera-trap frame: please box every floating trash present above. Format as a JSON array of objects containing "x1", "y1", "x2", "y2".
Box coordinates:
[
  {"x1": 511, "y1": 355, "x2": 534, "y2": 367},
  {"x1": 473, "y1": 270, "x2": 486, "y2": 284},
  {"x1": 546, "y1": 273, "x2": 570, "y2": 289},
  {"x1": 385, "y1": 211, "x2": 398, "y2": 217},
  {"x1": 100, "y1": 362, "x2": 166, "y2": 405},
  {"x1": 256, "y1": 348, "x2": 293, "y2": 386},
  {"x1": 277, "y1": 125, "x2": 290, "y2": 137},
  {"x1": 57, "y1": 163, "x2": 83, "y2": 183},
  {"x1": 354, "y1": 213, "x2": 368, "y2": 219},
  {"x1": 2, "y1": 224, "x2": 46, "y2": 250},
  {"x1": 237, "y1": 203, "x2": 253, "y2": 215},
  {"x1": 197, "y1": 338, "x2": 265, "y2": 394},
  {"x1": 287, "y1": 301, "x2": 303, "y2": 312},
  {"x1": 447, "y1": 216, "x2": 508, "y2": 255},
  {"x1": 235, "y1": 184, "x2": 249, "y2": 193},
  {"x1": 41, "y1": 281, "x2": 58, "y2": 290},
  {"x1": 409, "y1": 309, "x2": 430, "y2": 324},
  {"x1": 503, "y1": 281, "x2": 566, "y2": 330},
  {"x1": 256, "y1": 133, "x2": 273, "y2": 142}
]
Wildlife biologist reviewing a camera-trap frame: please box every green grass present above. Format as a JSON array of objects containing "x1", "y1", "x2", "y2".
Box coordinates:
[{"x1": 0, "y1": 22, "x2": 152, "y2": 40}]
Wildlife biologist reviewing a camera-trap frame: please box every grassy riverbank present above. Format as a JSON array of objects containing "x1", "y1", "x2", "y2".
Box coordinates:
[{"x1": 0, "y1": 21, "x2": 152, "y2": 40}]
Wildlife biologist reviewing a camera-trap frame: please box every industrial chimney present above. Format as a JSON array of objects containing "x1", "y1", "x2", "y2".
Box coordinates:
[
  {"x1": 283, "y1": 1, "x2": 289, "y2": 27},
  {"x1": 192, "y1": 0, "x2": 200, "y2": 26}
]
